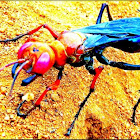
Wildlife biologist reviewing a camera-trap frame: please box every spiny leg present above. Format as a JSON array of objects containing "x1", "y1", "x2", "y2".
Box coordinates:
[
  {"x1": 131, "y1": 98, "x2": 140, "y2": 125},
  {"x1": 85, "y1": 56, "x2": 96, "y2": 75},
  {"x1": 95, "y1": 47, "x2": 140, "y2": 124},
  {"x1": 0, "y1": 24, "x2": 59, "y2": 43},
  {"x1": 96, "y1": 3, "x2": 113, "y2": 24},
  {"x1": 17, "y1": 68, "x2": 63, "y2": 118},
  {"x1": 95, "y1": 47, "x2": 140, "y2": 70},
  {"x1": 0, "y1": 33, "x2": 28, "y2": 43},
  {"x1": 21, "y1": 74, "x2": 39, "y2": 86},
  {"x1": 109, "y1": 61, "x2": 140, "y2": 70},
  {"x1": 65, "y1": 66, "x2": 104, "y2": 136}
]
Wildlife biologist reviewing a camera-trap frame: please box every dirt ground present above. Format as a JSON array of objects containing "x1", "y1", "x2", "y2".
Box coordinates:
[{"x1": 0, "y1": 1, "x2": 140, "y2": 139}]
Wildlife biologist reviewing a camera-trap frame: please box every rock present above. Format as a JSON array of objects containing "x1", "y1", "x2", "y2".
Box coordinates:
[
  {"x1": 0, "y1": 86, "x2": 7, "y2": 95},
  {"x1": 22, "y1": 93, "x2": 34, "y2": 102},
  {"x1": 51, "y1": 93, "x2": 60, "y2": 102},
  {"x1": 4, "y1": 114, "x2": 10, "y2": 121}
]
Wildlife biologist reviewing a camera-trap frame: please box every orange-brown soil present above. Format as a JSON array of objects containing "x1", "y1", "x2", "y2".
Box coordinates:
[{"x1": 0, "y1": 1, "x2": 140, "y2": 139}]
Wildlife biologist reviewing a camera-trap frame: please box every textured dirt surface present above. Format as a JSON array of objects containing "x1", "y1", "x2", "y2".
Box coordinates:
[{"x1": 0, "y1": 1, "x2": 140, "y2": 139}]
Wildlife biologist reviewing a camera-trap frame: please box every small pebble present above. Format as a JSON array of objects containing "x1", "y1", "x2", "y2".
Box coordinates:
[
  {"x1": 35, "y1": 130, "x2": 39, "y2": 134},
  {"x1": 125, "y1": 122, "x2": 130, "y2": 128},
  {"x1": 31, "y1": 122, "x2": 34, "y2": 125},
  {"x1": 59, "y1": 112, "x2": 63, "y2": 117},
  {"x1": 10, "y1": 114, "x2": 15, "y2": 119},
  {"x1": 0, "y1": 94, "x2": 5, "y2": 99},
  {"x1": 51, "y1": 93, "x2": 60, "y2": 101},
  {"x1": 2, "y1": 132, "x2": 5, "y2": 137},
  {"x1": 22, "y1": 93, "x2": 34, "y2": 102},
  {"x1": 131, "y1": 131, "x2": 135, "y2": 137},
  {"x1": 4, "y1": 114, "x2": 10, "y2": 121},
  {"x1": 7, "y1": 109, "x2": 12, "y2": 114},
  {"x1": 0, "y1": 87, "x2": 7, "y2": 95}
]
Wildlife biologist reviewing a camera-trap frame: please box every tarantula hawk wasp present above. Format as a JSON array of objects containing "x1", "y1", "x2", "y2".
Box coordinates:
[{"x1": 0, "y1": 3, "x2": 140, "y2": 136}]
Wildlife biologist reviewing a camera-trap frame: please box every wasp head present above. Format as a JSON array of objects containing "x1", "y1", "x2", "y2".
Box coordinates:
[
  {"x1": 18, "y1": 42, "x2": 55, "y2": 74},
  {"x1": 0, "y1": 41, "x2": 55, "y2": 97}
]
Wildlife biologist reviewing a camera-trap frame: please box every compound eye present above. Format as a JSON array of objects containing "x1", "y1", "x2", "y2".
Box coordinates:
[{"x1": 32, "y1": 52, "x2": 51, "y2": 75}]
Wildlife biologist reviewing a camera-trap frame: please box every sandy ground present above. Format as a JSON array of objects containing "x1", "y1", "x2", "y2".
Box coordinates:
[{"x1": 0, "y1": 1, "x2": 140, "y2": 139}]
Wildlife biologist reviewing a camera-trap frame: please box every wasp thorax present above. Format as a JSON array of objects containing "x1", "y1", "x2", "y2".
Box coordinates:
[{"x1": 57, "y1": 31, "x2": 86, "y2": 56}]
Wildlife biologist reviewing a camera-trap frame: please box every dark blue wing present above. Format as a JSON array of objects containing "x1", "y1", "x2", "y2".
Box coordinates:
[
  {"x1": 73, "y1": 17, "x2": 140, "y2": 35},
  {"x1": 72, "y1": 17, "x2": 140, "y2": 50}
]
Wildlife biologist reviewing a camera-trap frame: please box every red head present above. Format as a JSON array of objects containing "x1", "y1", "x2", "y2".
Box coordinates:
[
  {"x1": 0, "y1": 40, "x2": 56, "y2": 97},
  {"x1": 18, "y1": 41, "x2": 55, "y2": 75}
]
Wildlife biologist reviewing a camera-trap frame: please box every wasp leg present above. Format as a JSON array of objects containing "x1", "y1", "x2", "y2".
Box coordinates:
[
  {"x1": 131, "y1": 98, "x2": 140, "y2": 125},
  {"x1": 0, "y1": 24, "x2": 59, "y2": 43},
  {"x1": 17, "y1": 100, "x2": 37, "y2": 118},
  {"x1": 85, "y1": 57, "x2": 96, "y2": 75},
  {"x1": 17, "y1": 68, "x2": 63, "y2": 118},
  {"x1": 70, "y1": 55, "x2": 96, "y2": 74},
  {"x1": 109, "y1": 61, "x2": 140, "y2": 70},
  {"x1": 27, "y1": 24, "x2": 59, "y2": 39},
  {"x1": 95, "y1": 49, "x2": 140, "y2": 70},
  {"x1": 21, "y1": 74, "x2": 39, "y2": 86},
  {"x1": 96, "y1": 3, "x2": 113, "y2": 24},
  {"x1": 43, "y1": 24, "x2": 59, "y2": 39},
  {"x1": 0, "y1": 25, "x2": 43, "y2": 43},
  {"x1": 0, "y1": 33, "x2": 28, "y2": 43},
  {"x1": 65, "y1": 66, "x2": 103, "y2": 136},
  {"x1": 17, "y1": 100, "x2": 27, "y2": 118}
]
